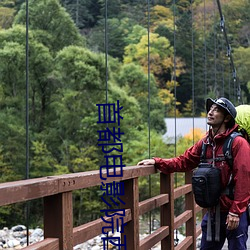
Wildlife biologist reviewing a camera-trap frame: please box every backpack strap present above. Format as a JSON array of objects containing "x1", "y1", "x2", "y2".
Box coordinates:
[
  {"x1": 201, "y1": 132, "x2": 242, "y2": 166},
  {"x1": 201, "y1": 141, "x2": 225, "y2": 163},
  {"x1": 223, "y1": 131, "x2": 242, "y2": 169},
  {"x1": 200, "y1": 142, "x2": 208, "y2": 163},
  {"x1": 223, "y1": 132, "x2": 243, "y2": 200}
]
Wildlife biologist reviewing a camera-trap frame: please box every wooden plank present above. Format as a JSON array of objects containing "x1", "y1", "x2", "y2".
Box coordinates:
[
  {"x1": 44, "y1": 192, "x2": 73, "y2": 250},
  {"x1": 57, "y1": 165, "x2": 157, "y2": 192},
  {"x1": 196, "y1": 226, "x2": 202, "y2": 237},
  {"x1": 0, "y1": 177, "x2": 59, "y2": 206},
  {"x1": 161, "y1": 173, "x2": 174, "y2": 250},
  {"x1": 195, "y1": 204, "x2": 203, "y2": 213},
  {"x1": 174, "y1": 210, "x2": 192, "y2": 229},
  {"x1": 73, "y1": 209, "x2": 131, "y2": 245},
  {"x1": 139, "y1": 226, "x2": 169, "y2": 250},
  {"x1": 174, "y1": 184, "x2": 192, "y2": 199},
  {"x1": 0, "y1": 165, "x2": 156, "y2": 206},
  {"x1": 121, "y1": 178, "x2": 140, "y2": 250},
  {"x1": 175, "y1": 236, "x2": 193, "y2": 250},
  {"x1": 22, "y1": 238, "x2": 59, "y2": 250},
  {"x1": 185, "y1": 171, "x2": 196, "y2": 250},
  {"x1": 139, "y1": 194, "x2": 169, "y2": 216}
]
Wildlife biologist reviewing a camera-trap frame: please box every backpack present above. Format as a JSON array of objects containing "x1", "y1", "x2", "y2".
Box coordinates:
[
  {"x1": 192, "y1": 131, "x2": 241, "y2": 208},
  {"x1": 235, "y1": 105, "x2": 250, "y2": 142},
  {"x1": 192, "y1": 162, "x2": 221, "y2": 208}
]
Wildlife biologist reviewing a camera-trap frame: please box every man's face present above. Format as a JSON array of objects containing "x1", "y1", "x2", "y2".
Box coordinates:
[{"x1": 207, "y1": 104, "x2": 226, "y2": 127}]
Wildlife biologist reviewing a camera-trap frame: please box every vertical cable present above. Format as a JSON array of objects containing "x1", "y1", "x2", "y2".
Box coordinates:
[
  {"x1": 76, "y1": 0, "x2": 79, "y2": 27},
  {"x1": 173, "y1": 1, "x2": 176, "y2": 158},
  {"x1": 228, "y1": 64, "x2": 231, "y2": 100},
  {"x1": 104, "y1": 1, "x2": 109, "y2": 248},
  {"x1": 105, "y1": 0, "x2": 108, "y2": 104},
  {"x1": 216, "y1": 0, "x2": 241, "y2": 103},
  {"x1": 203, "y1": 0, "x2": 207, "y2": 97},
  {"x1": 213, "y1": 0, "x2": 217, "y2": 94},
  {"x1": 25, "y1": 0, "x2": 30, "y2": 245},
  {"x1": 219, "y1": 13, "x2": 227, "y2": 97},
  {"x1": 220, "y1": 38, "x2": 225, "y2": 96},
  {"x1": 147, "y1": 0, "x2": 152, "y2": 234},
  {"x1": 173, "y1": 0, "x2": 179, "y2": 245},
  {"x1": 147, "y1": 0, "x2": 151, "y2": 162},
  {"x1": 191, "y1": 0, "x2": 195, "y2": 145}
]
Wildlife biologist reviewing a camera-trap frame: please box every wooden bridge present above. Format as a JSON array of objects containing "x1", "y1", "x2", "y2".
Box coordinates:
[{"x1": 0, "y1": 164, "x2": 204, "y2": 250}]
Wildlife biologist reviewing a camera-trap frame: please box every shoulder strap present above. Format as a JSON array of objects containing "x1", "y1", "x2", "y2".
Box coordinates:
[
  {"x1": 200, "y1": 142, "x2": 208, "y2": 162},
  {"x1": 223, "y1": 132, "x2": 242, "y2": 169}
]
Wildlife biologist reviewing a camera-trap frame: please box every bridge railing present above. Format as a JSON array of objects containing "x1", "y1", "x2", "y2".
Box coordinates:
[{"x1": 0, "y1": 165, "x2": 203, "y2": 250}]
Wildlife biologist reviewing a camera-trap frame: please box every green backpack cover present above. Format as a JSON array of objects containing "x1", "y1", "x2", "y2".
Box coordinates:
[{"x1": 235, "y1": 105, "x2": 250, "y2": 140}]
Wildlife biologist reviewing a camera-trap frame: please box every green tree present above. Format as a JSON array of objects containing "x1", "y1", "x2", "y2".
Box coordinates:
[
  {"x1": 0, "y1": 24, "x2": 56, "y2": 137},
  {"x1": 234, "y1": 46, "x2": 250, "y2": 102},
  {"x1": 116, "y1": 63, "x2": 166, "y2": 132},
  {"x1": 14, "y1": 0, "x2": 84, "y2": 52},
  {"x1": 86, "y1": 17, "x2": 138, "y2": 60},
  {"x1": 0, "y1": 6, "x2": 15, "y2": 29},
  {"x1": 148, "y1": 5, "x2": 174, "y2": 33},
  {"x1": 50, "y1": 46, "x2": 142, "y2": 170},
  {"x1": 61, "y1": 0, "x2": 101, "y2": 28},
  {"x1": 30, "y1": 141, "x2": 57, "y2": 177},
  {"x1": 124, "y1": 32, "x2": 185, "y2": 88}
]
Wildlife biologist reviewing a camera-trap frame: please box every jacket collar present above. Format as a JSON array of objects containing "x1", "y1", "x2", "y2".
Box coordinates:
[{"x1": 207, "y1": 124, "x2": 239, "y2": 143}]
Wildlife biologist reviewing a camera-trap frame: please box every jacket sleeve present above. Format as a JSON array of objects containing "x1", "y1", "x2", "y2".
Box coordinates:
[
  {"x1": 229, "y1": 136, "x2": 250, "y2": 215},
  {"x1": 153, "y1": 140, "x2": 203, "y2": 174}
]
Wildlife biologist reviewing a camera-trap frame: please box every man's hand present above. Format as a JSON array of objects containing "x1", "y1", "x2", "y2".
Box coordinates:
[
  {"x1": 226, "y1": 213, "x2": 240, "y2": 230},
  {"x1": 137, "y1": 159, "x2": 155, "y2": 166}
]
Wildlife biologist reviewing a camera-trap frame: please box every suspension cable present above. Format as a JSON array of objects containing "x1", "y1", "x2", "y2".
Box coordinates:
[
  {"x1": 203, "y1": 0, "x2": 207, "y2": 97},
  {"x1": 216, "y1": 0, "x2": 242, "y2": 104},
  {"x1": 172, "y1": 0, "x2": 179, "y2": 246},
  {"x1": 213, "y1": 0, "x2": 217, "y2": 94},
  {"x1": 25, "y1": 0, "x2": 30, "y2": 245},
  {"x1": 147, "y1": 0, "x2": 152, "y2": 234},
  {"x1": 173, "y1": 1, "x2": 177, "y2": 158},
  {"x1": 104, "y1": 1, "x2": 110, "y2": 248},
  {"x1": 105, "y1": 0, "x2": 108, "y2": 105},
  {"x1": 191, "y1": 0, "x2": 195, "y2": 144},
  {"x1": 218, "y1": 31, "x2": 225, "y2": 96}
]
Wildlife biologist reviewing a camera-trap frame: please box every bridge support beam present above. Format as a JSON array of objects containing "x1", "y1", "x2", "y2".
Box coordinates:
[
  {"x1": 161, "y1": 173, "x2": 174, "y2": 250},
  {"x1": 185, "y1": 171, "x2": 197, "y2": 250},
  {"x1": 121, "y1": 178, "x2": 139, "y2": 250},
  {"x1": 44, "y1": 192, "x2": 73, "y2": 250}
]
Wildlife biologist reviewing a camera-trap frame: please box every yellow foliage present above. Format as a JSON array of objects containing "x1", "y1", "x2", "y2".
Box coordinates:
[
  {"x1": 200, "y1": 112, "x2": 207, "y2": 118},
  {"x1": 183, "y1": 99, "x2": 193, "y2": 114},
  {"x1": 124, "y1": 32, "x2": 173, "y2": 73},
  {"x1": 149, "y1": 5, "x2": 174, "y2": 31},
  {"x1": 167, "y1": 107, "x2": 181, "y2": 117},
  {"x1": 158, "y1": 88, "x2": 175, "y2": 105},
  {"x1": 0, "y1": 7, "x2": 14, "y2": 29},
  {"x1": 184, "y1": 128, "x2": 205, "y2": 142},
  {"x1": 166, "y1": 80, "x2": 180, "y2": 91}
]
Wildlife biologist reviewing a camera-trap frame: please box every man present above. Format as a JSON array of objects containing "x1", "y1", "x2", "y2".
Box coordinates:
[{"x1": 138, "y1": 97, "x2": 250, "y2": 250}]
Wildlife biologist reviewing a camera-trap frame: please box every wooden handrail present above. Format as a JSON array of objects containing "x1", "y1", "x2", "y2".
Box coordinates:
[
  {"x1": 0, "y1": 165, "x2": 156, "y2": 206},
  {"x1": 0, "y1": 165, "x2": 203, "y2": 249}
]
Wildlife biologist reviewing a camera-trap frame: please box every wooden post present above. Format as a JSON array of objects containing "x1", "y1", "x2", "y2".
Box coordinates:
[
  {"x1": 44, "y1": 192, "x2": 73, "y2": 250},
  {"x1": 185, "y1": 171, "x2": 196, "y2": 250},
  {"x1": 121, "y1": 178, "x2": 139, "y2": 250},
  {"x1": 161, "y1": 173, "x2": 174, "y2": 250}
]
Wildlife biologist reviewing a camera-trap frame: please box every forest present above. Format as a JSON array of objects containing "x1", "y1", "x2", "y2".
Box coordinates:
[{"x1": 0, "y1": 0, "x2": 249, "y2": 228}]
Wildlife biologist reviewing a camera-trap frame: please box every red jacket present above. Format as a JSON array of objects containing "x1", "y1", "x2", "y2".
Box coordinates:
[{"x1": 154, "y1": 124, "x2": 250, "y2": 216}]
